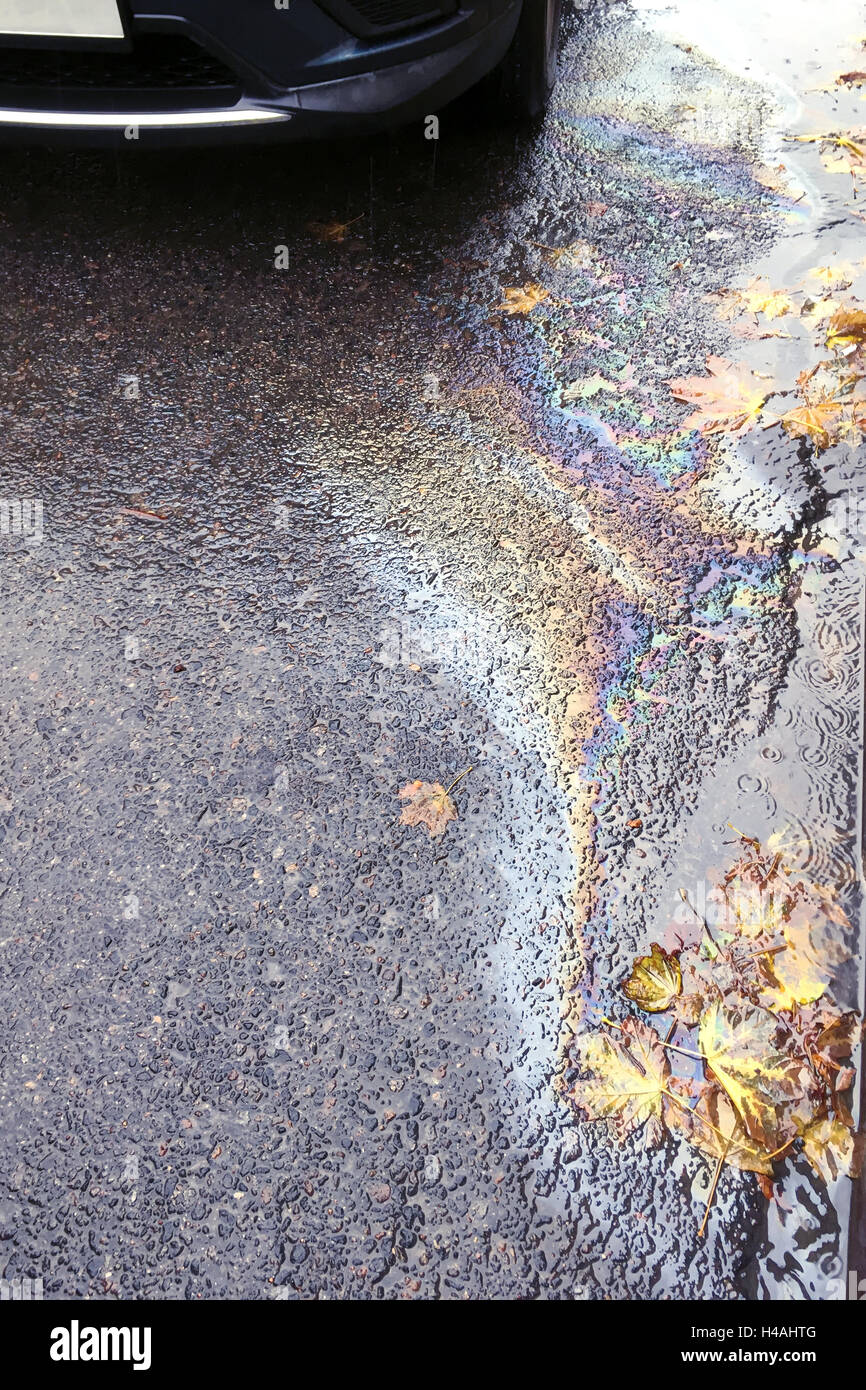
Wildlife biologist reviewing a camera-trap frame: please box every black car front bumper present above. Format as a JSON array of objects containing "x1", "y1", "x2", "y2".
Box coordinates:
[{"x1": 0, "y1": 0, "x2": 521, "y2": 143}]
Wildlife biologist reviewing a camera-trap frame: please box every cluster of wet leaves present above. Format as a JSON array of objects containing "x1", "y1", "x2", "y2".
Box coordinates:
[
  {"x1": 665, "y1": 37, "x2": 866, "y2": 455},
  {"x1": 668, "y1": 268, "x2": 866, "y2": 452},
  {"x1": 572, "y1": 835, "x2": 862, "y2": 1231}
]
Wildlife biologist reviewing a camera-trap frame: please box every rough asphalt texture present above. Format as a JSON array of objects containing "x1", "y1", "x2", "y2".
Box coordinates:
[{"x1": 0, "y1": 0, "x2": 862, "y2": 1298}]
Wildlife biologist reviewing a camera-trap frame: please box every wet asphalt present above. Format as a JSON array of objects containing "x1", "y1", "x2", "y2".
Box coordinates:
[{"x1": 0, "y1": 0, "x2": 863, "y2": 1299}]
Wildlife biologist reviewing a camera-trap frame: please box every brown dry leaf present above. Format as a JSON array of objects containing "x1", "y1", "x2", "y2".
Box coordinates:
[
  {"x1": 730, "y1": 321, "x2": 791, "y2": 340},
  {"x1": 621, "y1": 942, "x2": 682, "y2": 1013},
  {"x1": 836, "y1": 71, "x2": 866, "y2": 87},
  {"x1": 573, "y1": 1017, "x2": 670, "y2": 1141},
  {"x1": 825, "y1": 305, "x2": 866, "y2": 354},
  {"x1": 398, "y1": 779, "x2": 458, "y2": 838},
  {"x1": 307, "y1": 216, "x2": 363, "y2": 242},
  {"x1": 675, "y1": 992, "x2": 706, "y2": 1027},
  {"x1": 698, "y1": 1001, "x2": 804, "y2": 1148},
  {"x1": 800, "y1": 1117, "x2": 861, "y2": 1184},
  {"x1": 668, "y1": 356, "x2": 775, "y2": 437},
  {"x1": 496, "y1": 283, "x2": 550, "y2": 315},
  {"x1": 719, "y1": 849, "x2": 794, "y2": 939},
  {"x1": 536, "y1": 239, "x2": 596, "y2": 269}
]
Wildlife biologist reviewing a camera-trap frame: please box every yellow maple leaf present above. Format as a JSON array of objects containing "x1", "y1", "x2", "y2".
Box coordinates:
[
  {"x1": 698, "y1": 1001, "x2": 803, "y2": 1148},
  {"x1": 573, "y1": 1017, "x2": 670, "y2": 1139},
  {"x1": 736, "y1": 277, "x2": 797, "y2": 319},
  {"x1": 757, "y1": 909, "x2": 831, "y2": 1012},
  {"x1": 825, "y1": 305, "x2": 866, "y2": 353},
  {"x1": 621, "y1": 942, "x2": 682, "y2": 1013},
  {"x1": 805, "y1": 263, "x2": 856, "y2": 290},
  {"x1": 667, "y1": 1086, "x2": 776, "y2": 1174},
  {"x1": 668, "y1": 356, "x2": 775, "y2": 437},
  {"x1": 496, "y1": 283, "x2": 550, "y2": 315},
  {"x1": 780, "y1": 400, "x2": 846, "y2": 452},
  {"x1": 799, "y1": 1116, "x2": 861, "y2": 1184}
]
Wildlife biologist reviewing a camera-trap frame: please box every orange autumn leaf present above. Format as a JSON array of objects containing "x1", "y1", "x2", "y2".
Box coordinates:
[
  {"x1": 668, "y1": 356, "x2": 775, "y2": 437},
  {"x1": 398, "y1": 780, "x2": 458, "y2": 837},
  {"x1": 398, "y1": 767, "x2": 470, "y2": 838},
  {"x1": 779, "y1": 400, "x2": 846, "y2": 452},
  {"x1": 496, "y1": 283, "x2": 550, "y2": 315}
]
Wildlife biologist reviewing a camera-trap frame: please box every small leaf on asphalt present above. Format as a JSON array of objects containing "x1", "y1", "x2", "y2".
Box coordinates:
[
  {"x1": 496, "y1": 283, "x2": 550, "y2": 315},
  {"x1": 307, "y1": 215, "x2": 364, "y2": 242},
  {"x1": 825, "y1": 305, "x2": 866, "y2": 353},
  {"x1": 398, "y1": 780, "x2": 458, "y2": 838}
]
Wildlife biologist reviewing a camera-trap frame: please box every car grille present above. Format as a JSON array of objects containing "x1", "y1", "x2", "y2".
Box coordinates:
[
  {"x1": 0, "y1": 35, "x2": 242, "y2": 108},
  {"x1": 319, "y1": 0, "x2": 457, "y2": 39}
]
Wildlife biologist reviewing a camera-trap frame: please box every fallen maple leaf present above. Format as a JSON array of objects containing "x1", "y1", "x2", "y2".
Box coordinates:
[
  {"x1": 496, "y1": 283, "x2": 550, "y2": 315},
  {"x1": 836, "y1": 71, "x2": 866, "y2": 86},
  {"x1": 668, "y1": 1085, "x2": 775, "y2": 1174},
  {"x1": 799, "y1": 1116, "x2": 861, "y2": 1184},
  {"x1": 573, "y1": 1016, "x2": 670, "y2": 1141},
  {"x1": 698, "y1": 1001, "x2": 803, "y2": 1148},
  {"x1": 779, "y1": 400, "x2": 846, "y2": 452},
  {"x1": 668, "y1": 356, "x2": 775, "y2": 437},
  {"x1": 730, "y1": 321, "x2": 791, "y2": 340},
  {"x1": 805, "y1": 263, "x2": 856, "y2": 290},
  {"x1": 758, "y1": 897, "x2": 850, "y2": 1011},
  {"x1": 535, "y1": 238, "x2": 598, "y2": 269},
  {"x1": 398, "y1": 767, "x2": 471, "y2": 838},
  {"x1": 621, "y1": 942, "x2": 682, "y2": 1013},
  {"x1": 307, "y1": 215, "x2": 364, "y2": 242},
  {"x1": 788, "y1": 129, "x2": 866, "y2": 182},
  {"x1": 825, "y1": 305, "x2": 866, "y2": 354},
  {"x1": 713, "y1": 277, "x2": 796, "y2": 321}
]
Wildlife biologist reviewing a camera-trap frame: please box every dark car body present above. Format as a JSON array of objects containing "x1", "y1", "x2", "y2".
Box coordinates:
[{"x1": 0, "y1": 0, "x2": 524, "y2": 144}]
